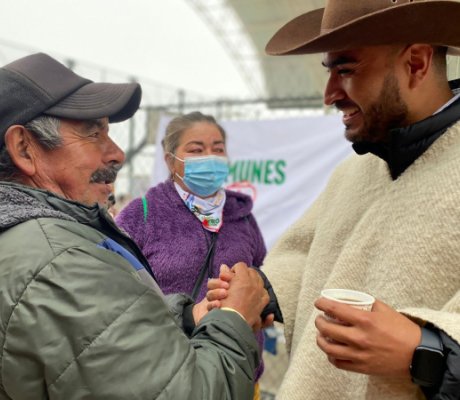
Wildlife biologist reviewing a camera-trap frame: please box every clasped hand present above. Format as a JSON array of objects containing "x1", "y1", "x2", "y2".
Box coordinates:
[{"x1": 195, "y1": 262, "x2": 274, "y2": 331}]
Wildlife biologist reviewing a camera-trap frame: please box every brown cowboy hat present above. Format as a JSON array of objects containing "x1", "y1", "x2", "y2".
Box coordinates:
[{"x1": 265, "y1": 0, "x2": 460, "y2": 56}]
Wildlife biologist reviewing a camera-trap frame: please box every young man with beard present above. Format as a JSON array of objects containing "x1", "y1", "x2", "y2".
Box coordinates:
[
  {"x1": 260, "y1": 1, "x2": 460, "y2": 399},
  {"x1": 0, "y1": 53, "x2": 270, "y2": 399}
]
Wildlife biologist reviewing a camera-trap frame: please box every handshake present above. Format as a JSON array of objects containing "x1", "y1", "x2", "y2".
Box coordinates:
[{"x1": 195, "y1": 262, "x2": 283, "y2": 331}]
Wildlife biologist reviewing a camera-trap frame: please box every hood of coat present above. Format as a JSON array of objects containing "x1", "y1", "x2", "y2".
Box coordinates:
[
  {"x1": 223, "y1": 188, "x2": 254, "y2": 222},
  {"x1": 0, "y1": 182, "x2": 77, "y2": 230},
  {"x1": 0, "y1": 181, "x2": 155, "y2": 277},
  {"x1": 0, "y1": 181, "x2": 117, "y2": 230}
]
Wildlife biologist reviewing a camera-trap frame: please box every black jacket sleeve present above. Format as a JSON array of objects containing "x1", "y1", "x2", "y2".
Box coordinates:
[
  {"x1": 421, "y1": 330, "x2": 460, "y2": 400},
  {"x1": 253, "y1": 267, "x2": 284, "y2": 323}
]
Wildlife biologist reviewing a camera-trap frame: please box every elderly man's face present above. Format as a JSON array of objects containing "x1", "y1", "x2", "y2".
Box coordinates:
[
  {"x1": 322, "y1": 45, "x2": 409, "y2": 143},
  {"x1": 32, "y1": 118, "x2": 125, "y2": 207}
]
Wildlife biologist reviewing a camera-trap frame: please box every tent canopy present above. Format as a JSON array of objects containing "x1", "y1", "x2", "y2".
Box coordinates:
[{"x1": 225, "y1": 0, "x2": 460, "y2": 108}]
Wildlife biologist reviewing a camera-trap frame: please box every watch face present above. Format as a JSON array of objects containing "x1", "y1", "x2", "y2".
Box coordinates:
[{"x1": 410, "y1": 347, "x2": 445, "y2": 387}]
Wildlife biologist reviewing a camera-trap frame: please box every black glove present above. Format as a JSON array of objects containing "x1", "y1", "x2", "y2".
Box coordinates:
[{"x1": 252, "y1": 267, "x2": 284, "y2": 323}]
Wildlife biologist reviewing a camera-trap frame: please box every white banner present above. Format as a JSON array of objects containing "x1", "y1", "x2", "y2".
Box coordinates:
[{"x1": 153, "y1": 115, "x2": 352, "y2": 249}]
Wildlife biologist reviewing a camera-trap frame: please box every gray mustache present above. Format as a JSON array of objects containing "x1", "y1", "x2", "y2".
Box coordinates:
[{"x1": 89, "y1": 164, "x2": 122, "y2": 184}]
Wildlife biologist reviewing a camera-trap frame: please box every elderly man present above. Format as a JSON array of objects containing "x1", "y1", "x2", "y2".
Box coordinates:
[
  {"x1": 262, "y1": 1, "x2": 460, "y2": 399},
  {"x1": 0, "y1": 53, "x2": 269, "y2": 399}
]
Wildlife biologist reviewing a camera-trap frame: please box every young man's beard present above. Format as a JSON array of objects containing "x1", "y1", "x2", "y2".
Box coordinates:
[{"x1": 346, "y1": 72, "x2": 409, "y2": 144}]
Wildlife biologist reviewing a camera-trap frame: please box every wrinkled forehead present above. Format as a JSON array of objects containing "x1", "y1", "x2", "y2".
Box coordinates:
[
  {"x1": 82, "y1": 118, "x2": 109, "y2": 130},
  {"x1": 179, "y1": 122, "x2": 225, "y2": 145},
  {"x1": 58, "y1": 117, "x2": 109, "y2": 133}
]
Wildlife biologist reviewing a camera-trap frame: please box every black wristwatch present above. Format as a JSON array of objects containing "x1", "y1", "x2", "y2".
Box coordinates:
[{"x1": 410, "y1": 326, "x2": 445, "y2": 387}]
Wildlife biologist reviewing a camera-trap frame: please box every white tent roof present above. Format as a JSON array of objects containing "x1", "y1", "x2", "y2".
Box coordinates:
[
  {"x1": 191, "y1": 0, "x2": 460, "y2": 108},
  {"x1": 229, "y1": 0, "x2": 326, "y2": 106}
]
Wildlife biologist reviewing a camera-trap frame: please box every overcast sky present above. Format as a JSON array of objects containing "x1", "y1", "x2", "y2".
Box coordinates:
[{"x1": 0, "y1": 0, "x2": 251, "y2": 98}]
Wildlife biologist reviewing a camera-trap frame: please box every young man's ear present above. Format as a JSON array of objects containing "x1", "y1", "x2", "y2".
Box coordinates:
[
  {"x1": 3, "y1": 125, "x2": 38, "y2": 176},
  {"x1": 406, "y1": 44, "x2": 433, "y2": 89}
]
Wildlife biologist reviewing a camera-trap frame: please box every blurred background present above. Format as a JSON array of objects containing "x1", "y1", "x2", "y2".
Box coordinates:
[
  {"x1": 0, "y1": 0, "x2": 336, "y2": 201},
  {"x1": 3, "y1": 0, "x2": 459, "y2": 202},
  {"x1": 3, "y1": 1, "x2": 460, "y2": 397}
]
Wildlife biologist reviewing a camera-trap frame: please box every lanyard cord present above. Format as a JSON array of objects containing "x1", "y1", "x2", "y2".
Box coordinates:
[{"x1": 191, "y1": 232, "x2": 218, "y2": 300}]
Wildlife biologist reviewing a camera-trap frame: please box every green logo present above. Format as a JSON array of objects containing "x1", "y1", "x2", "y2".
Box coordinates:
[
  {"x1": 227, "y1": 159, "x2": 286, "y2": 185},
  {"x1": 206, "y1": 218, "x2": 220, "y2": 226}
]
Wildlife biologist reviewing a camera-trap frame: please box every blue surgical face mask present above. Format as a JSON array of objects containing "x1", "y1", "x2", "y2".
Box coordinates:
[{"x1": 172, "y1": 154, "x2": 229, "y2": 197}]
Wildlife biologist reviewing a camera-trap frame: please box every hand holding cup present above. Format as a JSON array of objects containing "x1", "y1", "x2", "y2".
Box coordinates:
[{"x1": 320, "y1": 288, "x2": 375, "y2": 324}]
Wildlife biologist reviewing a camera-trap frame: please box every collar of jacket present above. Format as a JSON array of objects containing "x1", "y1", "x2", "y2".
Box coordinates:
[
  {"x1": 0, "y1": 182, "x2": 155, "y2": 278},
  {"x1": 352, "y1": 79, "x2": 460, "y2": 180}
]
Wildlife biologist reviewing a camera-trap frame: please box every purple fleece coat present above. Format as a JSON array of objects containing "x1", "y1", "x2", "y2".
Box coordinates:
[{"x1": 116, "y1": 179, "x2": 267, "y2": 380}]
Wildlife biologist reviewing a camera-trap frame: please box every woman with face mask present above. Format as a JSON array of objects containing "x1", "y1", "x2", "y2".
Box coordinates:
[{"x1": 115, "y1": 111, "x2": 267, "y2": 398}]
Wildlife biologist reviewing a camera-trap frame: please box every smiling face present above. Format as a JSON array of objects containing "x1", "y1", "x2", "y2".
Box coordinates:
[
  {"x1": 31, "y1": 118, "x2": 125, "y2": 207},
  {"x1": 323, "y1": 45, "x2": 410, "y2": 143}
]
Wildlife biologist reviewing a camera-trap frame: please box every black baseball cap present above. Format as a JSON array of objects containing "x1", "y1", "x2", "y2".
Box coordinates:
[{"x1": 0, "y1": 52, "x2": 142, "y2": 147}]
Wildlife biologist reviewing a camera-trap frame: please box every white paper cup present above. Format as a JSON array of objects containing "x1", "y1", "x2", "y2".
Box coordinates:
[{"x1": 320, "y1": 289, "x2": 375, "y2": 324}]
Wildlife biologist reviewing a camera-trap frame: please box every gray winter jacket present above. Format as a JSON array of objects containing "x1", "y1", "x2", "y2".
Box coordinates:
[{"x1": 0, "y1": 182, "x2": 259, "y2": 399}]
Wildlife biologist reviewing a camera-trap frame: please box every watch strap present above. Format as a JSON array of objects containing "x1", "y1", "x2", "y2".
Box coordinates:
[
  {"x1": 410, "y1": 326, "x2": 445, "y2": 387},
  {"x1": 418, "y1": 326, "x2": 443, "y2": 352}
]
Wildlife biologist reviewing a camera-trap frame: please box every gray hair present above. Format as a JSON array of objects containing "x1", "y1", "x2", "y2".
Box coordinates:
[
  {"x1": 161, "y1": 111, "x2": 226, "y2": 155},
  {"x1": 0, "y1": 115, "x2": 62, "y2": 181}
]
